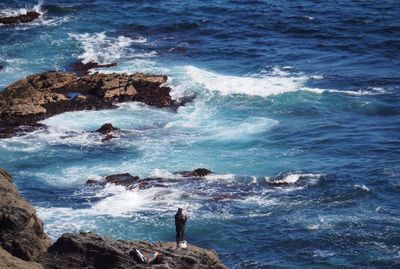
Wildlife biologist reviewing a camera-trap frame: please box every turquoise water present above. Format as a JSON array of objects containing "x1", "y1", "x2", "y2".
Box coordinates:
[{"x1": 1, "y1": 1, "x2": 400, "y2": 268}]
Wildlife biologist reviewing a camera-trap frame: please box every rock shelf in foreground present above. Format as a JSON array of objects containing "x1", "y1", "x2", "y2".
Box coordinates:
[{"x1": 0, "y1": 168, "x2": 227, "y2": 269}]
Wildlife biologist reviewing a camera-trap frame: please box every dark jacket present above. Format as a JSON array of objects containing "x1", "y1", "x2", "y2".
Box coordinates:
[{"x1": 175, "y1": 212, "x2": 187, "y2": 231}]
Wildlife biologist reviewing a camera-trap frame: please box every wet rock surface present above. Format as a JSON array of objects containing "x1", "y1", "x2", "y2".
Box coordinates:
[
  {"x1": 0, "y1": 11, "x2": 41, "y2": 25},
  {"x1": 0, "y1": 71, "x2": 193, "y2": 138},
  {"x1": 0, "y1": 168, "x2": 227, "y2": 268},
  {"x1": 96, "y1": 123, "x2": 120, "y2": 142}
]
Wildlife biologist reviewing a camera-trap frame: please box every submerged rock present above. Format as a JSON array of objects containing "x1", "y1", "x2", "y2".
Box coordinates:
[
  {"x1": 0, "y1": 168, "x2": 51, "y2": 261},
  {"x1": 0, "y1": 168, "x2": 227, "y2": 268},
  {"x1": 0, "y1": 71, "x2": 194, "y2": 138},
  {"x1": 0, "y1": 11, "x2": 41, "y2": 25}
]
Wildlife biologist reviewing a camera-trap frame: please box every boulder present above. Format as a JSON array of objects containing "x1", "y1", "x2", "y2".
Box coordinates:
[
  {"x1": 183, "y1": 168, "x2": 213, "y2": 177},
  {"x1": 0, "y1": 168, "x2": 51, "y2": 261},
  {"x1": 0, "y1": 71, "x2": 193, "y2": 138},
  {"x1": 40, "y1": 232, "x2": 227, "y2": 269},
  {"x1": 96, "y1": 123, "x2": 120, "y2": 141},
  {"x1": 0, "y1": 11, "x2": 41, "y2": 25}
]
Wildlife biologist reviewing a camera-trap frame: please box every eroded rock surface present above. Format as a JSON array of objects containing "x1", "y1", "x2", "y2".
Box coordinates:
[{"x1": 0, "y1": 168, "x2": 51, "y2": 261}]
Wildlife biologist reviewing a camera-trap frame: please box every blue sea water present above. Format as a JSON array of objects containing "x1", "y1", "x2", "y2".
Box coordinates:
[{"x1": 1, "y1": 0, "x2": 400, "y2": 268}]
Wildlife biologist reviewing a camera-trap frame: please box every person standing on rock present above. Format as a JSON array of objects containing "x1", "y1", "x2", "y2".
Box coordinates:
[{"x1": 175, "y1": 208, "x2": 187, "y2": 247}]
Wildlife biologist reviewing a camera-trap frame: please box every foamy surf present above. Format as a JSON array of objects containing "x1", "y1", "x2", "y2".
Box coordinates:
[
  {"x1": 185, "y1": 65, "x2": 308, "y2": 97},
  {"x1": 69, "y1": 32, "x2": 146, "y2": 65}
]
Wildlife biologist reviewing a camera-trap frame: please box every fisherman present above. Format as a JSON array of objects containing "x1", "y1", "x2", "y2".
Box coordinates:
[{"x1": 174, "y1": 208, "x2": 187, "y2": 247}]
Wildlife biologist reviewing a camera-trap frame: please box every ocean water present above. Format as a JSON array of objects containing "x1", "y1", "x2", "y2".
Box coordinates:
[{"x1": 1, "y1": 0, "x2": 400, "y2": 268}]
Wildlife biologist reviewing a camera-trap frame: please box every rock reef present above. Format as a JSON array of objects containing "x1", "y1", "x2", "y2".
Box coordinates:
[
  {"x1": 0, "y1": 168, "x2": 227, "y2": 269},
  {"x1": 86, "y1": 168, "x2": 214, "y2": 190},
  {"x1": 0, "y1": 71, "x2": 192, "y2": 138},
  {"x1": 0, "y1": 11, "x2": 41, "y2": 25}
]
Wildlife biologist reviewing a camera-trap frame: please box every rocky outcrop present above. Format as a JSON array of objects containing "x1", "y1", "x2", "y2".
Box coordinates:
[
  {"x1": 0, "y1": 71, "x2": 193, "y2": 138},
  {"x1": 0, "y1": 168, "x2": 227, "y2": 268},
  {"x1": 0, "y1": 168, "x2": 51, "y2": 261},
  {"x1": 40, "y1": 232, "x2": 227, "y2": 269},
  {"x1": 0, "y1": 11, "x2": 41, "y2": 25}
]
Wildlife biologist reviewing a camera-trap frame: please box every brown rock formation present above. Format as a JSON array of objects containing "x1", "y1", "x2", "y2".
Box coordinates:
[
  {"x1": 0, "y1": 11, "x2": 41, "y2": 25},
  {"x1": 0, "y1": 71, "x2": 191, "y2": 138},
  {"x1": 0, "y1": 168, "x2": 51, "y2": 261}
]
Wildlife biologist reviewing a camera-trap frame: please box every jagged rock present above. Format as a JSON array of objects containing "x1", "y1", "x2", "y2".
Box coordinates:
[
  {"x1": 70, "y1": 61, "x2": 117, "y2": 76},
  {"x1": 0, "y1": 168, "x2": 51, "y2": 261},
  {"x1": 0, "y1": 71, "x2": 194, "y2": 138},
  {"x1": 0, "y1": 11, "x2": 41, "y2": 25},
  {"x1": 183, "y1": 168, "x2": 213, "y2": 177},
  {"x1": 0, "y1": 247, "x2": 43, "y2": 269},
  {"x1": 40, "y1": 232, "x2": 227, "y2": 269}
]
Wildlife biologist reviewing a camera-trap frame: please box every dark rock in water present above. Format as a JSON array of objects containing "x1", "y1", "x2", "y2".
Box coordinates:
[
  {"x1": 0, "y1": 168, "x2": 51, "y2": 261},
  {"x1": 0, "y1": 124, "x2": 46, "y2": 139},
  {"x1": 0, "y1": 11, "x2": 41, "y2": 25},
  {"x1": 0, "y1": 65, "x2": 4, "y2": 71},
  {"x1": 85, "y1": 173, "x2": 140, "y2": 187},
  {"x1": 96, "y1": 123, "x2": 120, "y2": 142},
  {"x1": 183, "y1": 168, "x2": 213, "y2": 177},
  {"x1": 40, "y1": 232, "x2": 227, "y2": 269},
  {"x1": 96, "y1": 123, "x2": 119, "y2": 134},
  {"x1": 85, "y1": 179, "x2": 102, "y2": 185},
  {"x1": 0, "y1": 71, "x2": 195, "y2": 138},
  {"x1": 70, "y1": 61, "x2": 117, "y2": 76},
  {"x1": 104, "y1": 173, "x2": 140, "y2": 187}
]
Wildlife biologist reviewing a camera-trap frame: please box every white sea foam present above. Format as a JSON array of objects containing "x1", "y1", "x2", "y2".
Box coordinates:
[
  {"x1": 270, "y1": 173, "x2": 323, "y2": 185},
  {"x1": 355, "y1": 184, "x2": 370, "y2": 192},
  {"x1": 303, "y1": 86, "x2": 387, "y2": 96},
  {"x1": 69, "y1": 32, "x2": 146, "y2": 65},
  {"x1": 185, "y1": 65, "x2": 308, "y2": 97}
]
